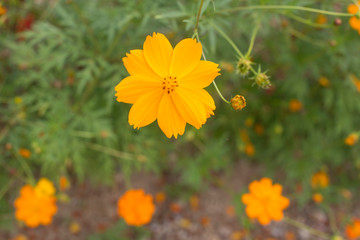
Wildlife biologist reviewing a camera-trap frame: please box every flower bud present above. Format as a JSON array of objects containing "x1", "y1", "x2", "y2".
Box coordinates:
[
  {"x1": 254, "y1": 72, "x2": 271, "y2": 89},
  {"x1": 231, "y1": 95, "x2": 246, "y2": 110},
  {"x1": 236, "y1": 58, "x2": 252, "y2": 76}
]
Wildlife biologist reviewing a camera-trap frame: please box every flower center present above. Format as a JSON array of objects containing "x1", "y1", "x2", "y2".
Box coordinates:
[{"x1": 162, "y1": 76, "x2": 178, "y2": 94}]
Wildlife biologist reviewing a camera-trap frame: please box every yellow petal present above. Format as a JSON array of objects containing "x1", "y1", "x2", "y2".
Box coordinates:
[
  {"x1": 143, "y1": 33, "x2": 173, "y2": 78},
  {"x1": 258, "y1": 214, "x2": 271, "y2": 225},
  {"x1": 123, "y1": 50, "x2": 160, "y2": 79},
  {"x1": 348, "y1": 4, "x2": 359, "y2": 14},
  {"x1": 169, "y1": 38, "x2": 202, "y2": 79},
  {"x1": 180, "y1": 61, "x2": 220, "y2": 88},
  {"x1": 171, "y1": 87, "x2": 207, "y2": 129},
  {"x1": 157, "y1": 93, "x2": 186, "y2": 138},
  {"x1": 181, "y1": 87, "x2": 215, "y2": 117},
  {"x1": 115, "y1": 75, "x2": 161, "y2": 104},
  {"x1": 128, "y1": 89, "x2": 163, "y2": 129}
]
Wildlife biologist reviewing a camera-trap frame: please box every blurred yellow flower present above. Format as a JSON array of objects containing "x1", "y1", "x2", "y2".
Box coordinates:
[
  {"x1": 231, "y1": 95, "x2": 246, "y2": 110},
  {"x1": 117, "y1": 189, "x2": 155, "y2": 226},
  {"x1": 220, "y1": 61, "x2": 234, "y2": 72},
  {"x1": 69, "y1": 221, "x2": 81, "y2": 234},
  {"x1": 289, "y1": 99, "x2": 302, "y2": 112},
  {"x1": 18, "y1": 148, "x2": 31, "y2": 158},
  {"x1": 346, "y1": 218, "x2": 360, "y2": 240},
  {"x1": 11, "y1": 234, "x2": 28, "y2": 240},
  {"x1": 242, "y1": 178, "x2": 290, "y2": 225},
  {"x1": 189, "y1": 195, "x2": 199, "y2": 211},
  {"x1": 311, "y1": 171, "x2": 329, "y2": 188},
  {"x1": 35, "y1": 178, "x2": 55, "y2": 197},
  {"x1": 115, "y1": 33, "x2": 220, "y2": 138},
  {"x1": 348, "y1": 2, "x2": 360, "y2": 34},
  {"x1": 312, "y1": 193, "x2": 323, "y2": 203},
  {"x1": 318, "y1": 77, "x2": 330, "y2": 87},
  {"x1": 14, "y1": 183, "x2": 57, "y2": 228},
  {"x1": 14, "y1": 97, "x2": 23, "y2": 104},
  {"x1": 345, "y1": 133, "x2": 358, "y2": 146}
]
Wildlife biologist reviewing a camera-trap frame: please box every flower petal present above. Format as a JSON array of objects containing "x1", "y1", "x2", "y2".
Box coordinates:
[
  {"x1": 143, "y1": 33, "x2": 173, "y2": 78},
  {"x1": 115, "y1": 75, "x2": 161, "y2": 104},
  {"x1": 169, "y1": 38, "x2": 202, "y2": 79},
  {"x1": 128, "y1": 89, "x2": 163, "y2": 129},
  {"x1": 123, "y1": 50, "x2": 160, "y2": 78},
  {"x1": 348, "y1": 4, "x2": 359, "y2": 14},
  {"x1": 181, "y1": 87, "x2": 215, "y2": 118},
  {"x1": 180, "y1": 60, "x2": 220, "y2": 89},
  {"x1": 171, "y1": 87, "x2": 207, "y2": 129},
  {"x1": 157, "y1": 93, "x2": 186, "y2": 138}
]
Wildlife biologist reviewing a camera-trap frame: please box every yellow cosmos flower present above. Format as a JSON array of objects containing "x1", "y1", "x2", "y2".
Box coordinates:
[
  {"x1": 115, "y1": 33, "x2": 220, "y2": 138},
  {"x1": 311, "y1": 171, "x2": 329, "y2": 189}
]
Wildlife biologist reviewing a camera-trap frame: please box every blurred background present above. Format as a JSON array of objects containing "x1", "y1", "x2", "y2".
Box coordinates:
[{"x1": 1, "y1": 0, "x2": 360, "y2": 239}]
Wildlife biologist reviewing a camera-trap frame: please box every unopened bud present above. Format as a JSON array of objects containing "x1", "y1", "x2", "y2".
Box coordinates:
[
  {"x1": 231, "y1": 95, "x2": 246, "y2": 110},
  {"x1": 254, "y1": 72, "x2": 271, "y2": 89},
  {"x1": 236, "y1": 58, "x2": 252, "y2": 76},
  {"x1": 334, "y1": 18, "x2": 342, "y2": 26}
]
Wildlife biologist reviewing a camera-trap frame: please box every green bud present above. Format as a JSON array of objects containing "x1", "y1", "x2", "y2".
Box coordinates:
[
  {"x1": 236, "y1": 58, "x2": 252, "y2": 76},
  {"x1": 254, "y1": 72, "x2": 271, "y2": 89}
]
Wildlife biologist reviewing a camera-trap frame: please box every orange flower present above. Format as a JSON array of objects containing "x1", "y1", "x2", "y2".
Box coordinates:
[
  {"x1": 289, "y1": 99, "x2": 302, "y2": 112},
  {"x1": 242, "y1": 178, "x2": 290, "y2": 225},
  {"x1": 316, "y1": 14, "x2": 327, "y2": 25},
  {"x1": 348, "y1": 2, "x2": 360, "y2": 34},
  {"x1": 59, "y1": 176, "x2": 70, "y2": 191},
  {"x1": 155, "y1": 192, "x2": 166, "y2": 204},
  {"x1": 311, "y1": 171, "x2": 329, "y2": 188},
  {"x1": 245, "y1": 143, "x2": 255, "y2": 156},
  {"x1": 346, "y1": 218, "x2": 360, "y2": 240},
  {"x1": 117, "y1": 189, "x2": 155, "y2": 226},
  {"x1": 318, "y1": 77, "x2": 330, "y2": 87},
  {"x1": 0, "y1": 3, "x2": 6, "y2": 15},
  {"x1": 14, "y1": 183, "x2": 57, "y2": 228},
  {"x1": 350, "y1": 74, "x2": 360, "y2": 92},
  {"x1": 345, "y1": 133, "x2": 358, "y2": 146},
  {"x1": 312, "y1": 193, "x2": 323, "y2": 203},
  {"x1": 19, "y1": 148, "x2": 31, "y2": 158},
  {"x1": 115, "y1": 33, "x2": 220, "y2": 138}
]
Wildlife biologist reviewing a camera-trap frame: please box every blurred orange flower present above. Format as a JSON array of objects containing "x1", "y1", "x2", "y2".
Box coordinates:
[
  {"x1": 346, "y1": 218, "x2": 360, "y2": 240},
  {"x1": 245, "y1": 143, "x2": 255, "y2": 156},
  {"x1": 311, "y1": 171, "x2": 329, "y2": 188},
  {"x1": 14, "y1": 182, "x2": 57, "y2": 228},
  {"x1": 316, "y1": 14, "x2": 327, "y2": 25},
  {"x1": 117, "y1": 189, "x2": 155, "y2": 226},
  {"x1": 59, "y1": 176, "x2": 70, "y2": 191},
  {"x1": 155, "y1": 192, "x2": 166, "y2": 204},
  {"x1": 318, "y1": 77, "x2": 330, "y2": 87},
  {"x1": 312, "y1": 193, "x2": 323, "y2": 203},
  {"x1": 345, "y1": 133, "x2": 358, "y2": 146},
  {"x1": 0, "y1": 3, "x2": 6, "y2": 15},
  {"x1": 350, "y1": 74, "x2": 360, "y2": 92},
  {"x1": 289, "y1": 99, "x2": 302, "y2": 112},
  {"x1": 19, "y1": 148, "x2": 31, "y2": 158},
  {"x1": 348, "y1": 2, "x2": 360, "y2": 34},
  {"x1": 242, "y1": 178, "x2": 290, "y2": 225}
]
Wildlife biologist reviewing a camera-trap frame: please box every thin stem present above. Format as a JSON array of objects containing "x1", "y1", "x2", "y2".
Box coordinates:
[
  {"x1": 246, "y1": 22, "x2": 260, "y2": 57},
  {"x1": 17, "y1": 157, "x2": 35, "y2": 186},
  {"x1": 194, "y1": 0, "x2": 205, "y2": 34},
  {"x1": 284, "y1": 217, "x2": 331, "y2": 240},
  {"x1": 218, "y1": 5, "x2": 353, "y2": 17},
  {"x1": 194, "y1": 31, "x2": 231, "y2": 104},
  {"x1": 208, "y1": 21, "x2": 244, "y2": 58}
]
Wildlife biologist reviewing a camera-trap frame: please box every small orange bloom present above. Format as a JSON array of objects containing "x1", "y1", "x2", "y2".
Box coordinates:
[
  {"x1": 312, "y1": 193, "x2": 323, "y2": 203},
  {"x1": 346, "y1": 218, "x2": 360, "y2": 240},
  {"x1": 170, "y1": 203, "x2": 182, "y2": 213},
  {"x1": 242, "y1": 178, "x2": 290, "y2": 225},
  {"x1": 245, "y1": 143, "x2": 255, "y2": 156},
  {"x1": 14, "y1": 183, "x2": 57, "y2": 228},
  {"x1": 318, "y1": 76, "x2": 330, "y2": 87},
  {"x1": 226, "y1": 205, "x2": 236, "y2": 217},
  {"x1": 316, "y1": 14, "x2": 327, "y2": 25},
  {"x1": 350, "y1": 74, "x2": 360, "y2": 92},
  {"x1": 348, "y1": 1, "x2": 360, "y2": 34},
  {"x1": 19, "y1": 148, "x2": 31, "y2": 158},
  {"x1": 11, "y1": 234, "x2": 28, "y2": 240},
  {"x1": 0, "y1": 3, "x2": 6, "y2": 15},
  {"x1": 345, "y1": 133, "x2": 358, "y2": 146},
  {"x1": 155, "y1": 192, "x2": 166, "y2": 204},
  {"x1": 117, "y1": 189, "x2": 155, "y2": 226},
  {"x1": 311, "y1": 171, "x2": 329, "y2": 188},
  {"x1": 254, "y1": 124, "x2": 264, "y2": 135},
  {"x1": 200, "y1": 217, "x2": 210, "y2": 226},
  {"x1": 59, "y1": 176, "x2": 70, "y2": 191},
  {"x1": 289, "y1": 99, "x2": 302, "y2": 112}
]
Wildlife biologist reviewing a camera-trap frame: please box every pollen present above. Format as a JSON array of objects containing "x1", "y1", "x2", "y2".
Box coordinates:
[{"x1": 162, "y1": 76, "x2": 179, "y2": 94}]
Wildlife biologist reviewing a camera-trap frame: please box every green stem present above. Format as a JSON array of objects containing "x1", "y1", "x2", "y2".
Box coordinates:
[
  {"x1": 194, "y1": 31, "x2": 230, "y2": 104},
  {"x1": 284, "y1": 217, "x2": 331, "y2": 240},
  {"x1": 218, "y1": 5, "x2": 353, "y2": 17},
  {"x1": 285, "y1": 12, "x2": 330, "y2": 28},
  {"x1": 288, "y1": 26, "x2": 327, "y2": 47},
  {"x1": 86, "y1": 143, "x2": 133, "y2": 160},
  {"x1": 246, "y1": 22, "x2": 260, "y2": 57},
  {"x1": 208, "y1": 21, "x2": 244, "y2": 58},
  {"x1": 17, "y1": 157, "x2": 35, "y2": 186},
  {"x1": 194, "y1": 0, "x2": 205, "y2": 35}
]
